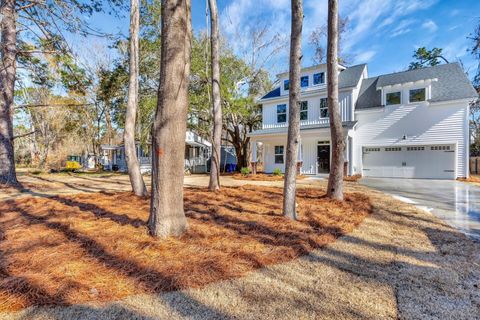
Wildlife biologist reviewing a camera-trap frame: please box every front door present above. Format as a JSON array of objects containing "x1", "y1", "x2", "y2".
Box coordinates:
[{"x1": 317, "y1": 145, "x2": 330, "y2": 173}]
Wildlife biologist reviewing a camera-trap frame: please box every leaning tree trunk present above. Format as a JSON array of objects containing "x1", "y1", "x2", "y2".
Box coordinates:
[
  {"x1": 326, "y1": 0, "x2": 345, "y2": 200},
  {"x1": 124, "y1": 0, "x2": 147, "y2": 197},
  {"x1": 282, "y1": 0, "x2": 303, "y2": 220},
  {"x1": 208, "y1": 0, "x2": 222, "y2": 191},
  {"x1": 0, "y1": 0, "x2": 18, "y2": 186},
  {"x1": 148, "y1": 0, "x2": 191, "y2": 238}
]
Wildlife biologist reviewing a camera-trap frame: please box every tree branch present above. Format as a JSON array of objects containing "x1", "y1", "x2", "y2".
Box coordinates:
[
  {"x1": 12, "y1": 130, "x2": 36, "y2": 140},
  {"x1": 15, "y1": 103, "x2": 93, "y2": 109}
]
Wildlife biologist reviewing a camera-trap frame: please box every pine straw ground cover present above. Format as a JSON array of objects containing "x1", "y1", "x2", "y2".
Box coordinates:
[
  {"x1": 0, "y1": 185, "x2": 371, "y2": 312},
  {"x1": 231, "y1": 173, "x2": 306, "y2": 181}
]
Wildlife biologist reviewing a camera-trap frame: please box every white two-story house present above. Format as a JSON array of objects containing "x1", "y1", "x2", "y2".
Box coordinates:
[{"x1": 248, "y1": 63, "x2": 478, "y2": 179}]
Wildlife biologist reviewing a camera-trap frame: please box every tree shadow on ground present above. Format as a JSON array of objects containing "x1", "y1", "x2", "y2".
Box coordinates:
[
  {"x1": 1, "y1": 188, "x2": 478, "y2": 319},
  {"x1": 0, "y1": 202, "x2": 234, "y2": 319}
]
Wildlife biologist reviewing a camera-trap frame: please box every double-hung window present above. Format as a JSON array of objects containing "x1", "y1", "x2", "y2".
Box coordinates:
[
  {"x1": 409, "y1": 88, "x2": 426, "y2": 103},
  {"x1": 300, "y1": 101, "x2": 308, "y2": 121},
  {"x1": 283, "y1": 80, "x2": 290, "y2": 91},
  {"x1": 277, "y1": 104, "x2": 287, "y2": 123},
  {"x1": 274, "y1": 146, "x2": 284, "y2": 164},
  {"x1": 320, "y1": 98, "x2": 329, "y2": 118},
  {"x1": 313, "y1": 72, "x2": 325, "y2": 85},
  {"x1": 301, "y1": 76, "x2": 309, "y2": 87}
]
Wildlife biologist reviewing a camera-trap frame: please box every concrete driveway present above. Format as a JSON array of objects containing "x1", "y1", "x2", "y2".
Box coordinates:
[{"x1": 360, "y1": 178, "x2": 480, "y2": 240}]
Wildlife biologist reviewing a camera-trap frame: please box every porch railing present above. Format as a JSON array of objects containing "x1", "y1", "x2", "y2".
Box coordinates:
[
  {"x1": 185, "y1": 157, "x2": 208, "y2": 168},
  {"x1": 139, "y1": 157, "x2": 151, "y2": 165},
  {"x1": 262, "y1": 118, "x2": 329, "y2": 130}
]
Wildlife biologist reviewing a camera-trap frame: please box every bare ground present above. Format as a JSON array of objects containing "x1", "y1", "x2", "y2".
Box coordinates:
[{"x1": 1, "y1": 173, "x2": 479, "y2": 319}]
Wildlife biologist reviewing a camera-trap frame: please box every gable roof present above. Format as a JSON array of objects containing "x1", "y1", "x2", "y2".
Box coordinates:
[
  {"x1": 356, "y1": 63, "x2": 478, "y2": 110},
  {"x1": 259, "y1": 64, "x2": 366, "y2": 100},
  {"x1": 356, "y1": 77, "x2": 381, "y2": 109},
  {"x1": 338, "y1": 64, "x2": 367, "y2": 88}
]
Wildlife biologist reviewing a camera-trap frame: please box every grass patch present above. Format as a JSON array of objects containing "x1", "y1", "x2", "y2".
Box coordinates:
[{"x1": 0, "y1": 186, "x2": 371, "y2": 311}]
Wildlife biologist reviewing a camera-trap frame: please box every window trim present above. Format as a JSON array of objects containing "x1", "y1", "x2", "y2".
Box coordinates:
[
  {"x1": 320, "y1": 98, "x2": 329, "y2": 119},
  {"x1": 276, "y1": 104, "x2": 287, "y2": 123},
  {"x1": 274, "y1": 145, "x2": 284, "y2": 164},
  {"x1": 408, "y1": 87, "x2": 427, "y2": 103},
  {"x1": 300, "y1": 101, "x2": 308, "y2": 121},
  {"x1": 313, "y1": 72, "x2": 325, "y2": 85},
  {"x1": 385, "y1": 91, "x2": 402, "y2": 106}
]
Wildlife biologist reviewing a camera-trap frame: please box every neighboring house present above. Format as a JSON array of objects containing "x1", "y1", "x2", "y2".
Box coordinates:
[
  {"x1": 100, "y1": 131, "x2": 212, "y2": 174},
  {"x1": 249, "y1": 63, "x2": 477, "y2": 179}
]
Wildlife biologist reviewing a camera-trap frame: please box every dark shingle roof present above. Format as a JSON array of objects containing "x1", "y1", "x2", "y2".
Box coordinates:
[
  {"x1": 357, "y1": 63, "x2": 477, "y2": 109},
  {"x1": 339, "y1": 64, "x2": 366, "y2": 88},
  {"x1": 259, "y1": 64, "x2": 366, "y2": 100},
  {"x1": 356, "y1": 77, "x2": 382, "y2": 109},
  {"x1": 261, "y1": 87, "x2": 281, "y2": 99}
]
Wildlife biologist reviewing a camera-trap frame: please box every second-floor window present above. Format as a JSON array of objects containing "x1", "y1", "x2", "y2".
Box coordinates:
[
  {"x1": 386, "y1": 92, "x2": 401, "y2": 105},
  {"x1": 313, "y1": 72, "x2": 325, "y2": 85},
  {"x1": 300, "y1": 101, "x2": 308, "y2": 120},
  {"x1": 301, "y1": 76, "x2": 309, "y2": 87},
  {"x1": 320, "y1": 98, "x2": 329, "y2": 118},
  {"x1": 277, "y1": 104, "x2": 287, "y2": 123},
  {"x1": 284, "y1": 80, "x2": 290, "y2": 91},
  {"x1": 409, "y1": 88, "x2": 426, "y2": 103},
  {"x1": 274, "y1": 146, "x2": 284, "y2": 164}
]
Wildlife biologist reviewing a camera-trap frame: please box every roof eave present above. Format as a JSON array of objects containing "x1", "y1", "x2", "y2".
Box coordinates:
[{"x1": 257, "y1": 85, "x2": 357, "y2": 104}]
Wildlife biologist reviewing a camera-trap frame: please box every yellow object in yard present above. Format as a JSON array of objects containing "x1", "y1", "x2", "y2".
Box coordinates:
[{"x1": 65, "y1": 161, "x2": 82, "y2": 170}]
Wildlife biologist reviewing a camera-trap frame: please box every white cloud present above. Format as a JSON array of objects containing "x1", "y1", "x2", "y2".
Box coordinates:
[
  {"x1": 443, "y1": 41, "x2": 469, "y2": 60},
  {"x1": 219, "y1": 0, "x2": 440, "y2": 74},
  {"x1": 390, "y1": 19, "x2": 415, "y2": 37},
  {"x1": 422, "y1": 19, "x2": 438, "y2": 32},
  {"x1": 354, "y1": 50, "x2": 377, "y2": 63},
  {"x1": 342, "y1": 0, "x2": 437, "y2": 50}
]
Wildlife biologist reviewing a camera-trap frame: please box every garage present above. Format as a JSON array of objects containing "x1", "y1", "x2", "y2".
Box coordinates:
[{"x1": 362, "y1": 144, "x2": 456, "y2": 179}]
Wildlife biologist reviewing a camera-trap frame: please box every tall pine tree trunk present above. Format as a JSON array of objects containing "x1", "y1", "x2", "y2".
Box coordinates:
[
  {"x1": 326, "y1": 0, "x2": 344, "y2": 200},
  {"x1": 124, "y1": 0, "x2": 147, "y2": 197},
  {"x1": 0, "y1": 0, "x2": 18, "y2": 186},
  {"x1": 208, "y1": 0, "x2": 221, "y2": 191},
  {"x1": 148, "y1": 0, "x2": 191, "y2": 238},
  {"x1": 282, "y1": 0, "x2": 303, "y2": 220}
]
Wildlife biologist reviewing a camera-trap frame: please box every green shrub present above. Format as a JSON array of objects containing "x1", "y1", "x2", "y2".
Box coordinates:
[
  {"x1": 272, "y1": 168, "x2": 283, "y2": 176},
  {"x1": 240, "y1": 167, "x2": 251, "y2": 176}
]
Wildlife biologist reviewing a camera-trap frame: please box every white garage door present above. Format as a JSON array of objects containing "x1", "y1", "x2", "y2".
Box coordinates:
[{"x1": 362, "y1": 145, "x2": 456, "y2": 179}]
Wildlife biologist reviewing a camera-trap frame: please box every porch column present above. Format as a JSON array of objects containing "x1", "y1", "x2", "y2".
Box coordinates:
[
  {"x1": 251, "y1": 140, "x2": 257, "y2": 174},
  {"x1": 344, "y1": 136, "x2": 349, "y2": 176},
  {"x1": 297, "y1": 141, "x2": 303, "y2": 175}
]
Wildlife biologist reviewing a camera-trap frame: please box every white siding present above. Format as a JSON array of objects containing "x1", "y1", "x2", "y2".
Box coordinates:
[
  {"x1": 263, "y1": 138, "x2": 287, "y2": 173},
  {"x1": 279, "y1": 66, "x2": 328, "y2": 96},
  {"x1": 353, "y1": 101, "x2": 469, "y2": 178},
  {"x1": 300, "y1": 138, "x2": 317, "y2": 174},
  {"x1": 262, "y1": 91, "x2": 353, "y2": 128},
  {"x1": 259, "y1": 132, "x2": 331, "y2": 175}
]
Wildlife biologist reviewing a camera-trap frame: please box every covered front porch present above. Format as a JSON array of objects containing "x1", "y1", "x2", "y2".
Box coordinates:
[{"x1": 249, "y1": 126, "x2": 355, "y2": 176}]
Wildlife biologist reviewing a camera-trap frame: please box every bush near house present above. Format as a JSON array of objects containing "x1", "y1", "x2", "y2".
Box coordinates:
[
  {"x1": 272, "y1": 168, "x2": 283, "y2": 176},
  {"x1": 240, "y1": 167, "x2": 252, "y2": 176},
  {"x1": 64, "y1": 160, "x2": 82, "y2": 172}
]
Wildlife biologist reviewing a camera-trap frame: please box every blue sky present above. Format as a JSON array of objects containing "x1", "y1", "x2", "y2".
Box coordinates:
[{"x1": 85, "y1": 0, "x2": 480, "y2": 80}]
